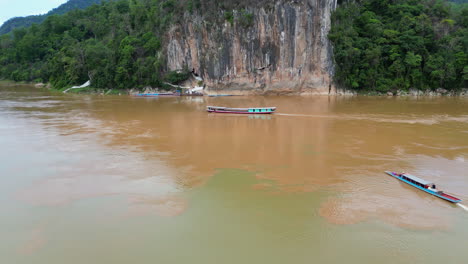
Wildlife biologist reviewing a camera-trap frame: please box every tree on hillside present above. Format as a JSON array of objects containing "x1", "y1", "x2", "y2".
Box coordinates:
[{"x1": 330, "y1": 0, "x2": 467, "y2": 92}]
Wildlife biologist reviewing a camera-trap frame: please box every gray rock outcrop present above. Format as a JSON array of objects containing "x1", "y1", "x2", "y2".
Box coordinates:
[{"x1": 165, "y1": 0, "x2": 337, "y2": 95}]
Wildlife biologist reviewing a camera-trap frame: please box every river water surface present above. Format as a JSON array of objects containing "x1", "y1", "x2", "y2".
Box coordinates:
[{"x1": 1, "y1": 85, "x2": 468, "y2": 264}]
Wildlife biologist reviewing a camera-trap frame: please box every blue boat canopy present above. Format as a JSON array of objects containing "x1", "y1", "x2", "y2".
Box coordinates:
[{"x1": 402, "y1": 174, "x2": 433, "y2": 186}]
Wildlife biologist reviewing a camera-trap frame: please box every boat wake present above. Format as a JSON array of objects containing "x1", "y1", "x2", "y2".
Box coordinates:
[
  {"x1": 457, "y1": 204, "x2": 468, "y2": 212},
  {"x1": 276, "y1": 113, "x2": 325, "y2": 117},
  {"x1": 275, "y1": 113, "x2": 468, "y2": 125}
]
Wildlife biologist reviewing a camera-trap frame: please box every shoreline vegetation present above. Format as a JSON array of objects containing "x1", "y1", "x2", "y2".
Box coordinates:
[{"x1": 1, "y1": 79, "x2": 467, "y2": 97}]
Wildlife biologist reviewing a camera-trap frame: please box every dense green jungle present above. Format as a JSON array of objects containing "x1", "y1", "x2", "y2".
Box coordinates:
[{"x1": 0, "y1": 0, "x2": 466, "y2": 92}]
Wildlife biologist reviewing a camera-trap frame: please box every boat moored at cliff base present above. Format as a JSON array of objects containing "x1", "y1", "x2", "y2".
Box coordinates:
[{"x1": 133, "y1": 92, "x2": 180, "y2": 97}]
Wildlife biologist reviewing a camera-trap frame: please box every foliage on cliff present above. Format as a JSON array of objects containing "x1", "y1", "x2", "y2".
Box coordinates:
[
  {"x1": 0, "y1": 0, "x2": 260, "y2": 89},
  {"x1": 330, "y1": 0, "x2": 467, "y2": 92},
  {"x1": 0, "y1": 0, "x2": 102, "y2": 35},
  {"x1": 0, "y1": 0, "x2": 179, "y2": 89}
]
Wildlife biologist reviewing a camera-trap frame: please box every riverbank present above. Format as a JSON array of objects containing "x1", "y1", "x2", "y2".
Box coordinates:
[
  {"x1": 56, "y1": 86, "x2": 125, "y2": 95},
  {"x1": 0, "y1": 80, "x2": 35, "y2": 86},
  {"x1": 46, "y1": 87, "x2": 468, "y2": 97},
  {"x1": 356, "y1": 88, "x2": 468, "y2": 97},
  {"x1": 2, "y1": 79, "x2": 467, "y2": 97}
]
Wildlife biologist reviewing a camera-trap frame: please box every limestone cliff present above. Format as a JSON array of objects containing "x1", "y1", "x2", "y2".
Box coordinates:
[{"x1": 165, "y1": 0, "x2": 338, "y2": 95}]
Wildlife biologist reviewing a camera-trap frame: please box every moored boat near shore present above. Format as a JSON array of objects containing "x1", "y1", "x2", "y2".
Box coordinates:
[
  {"x1": 134, "y1": 92, "x2": 180, "y2": 97},
  {"x1": 207, "y1": 106, "x2": 276, "y2": 114},
  {"x1": 385, "y1": 171, "x2": 462, "y2": 203}
]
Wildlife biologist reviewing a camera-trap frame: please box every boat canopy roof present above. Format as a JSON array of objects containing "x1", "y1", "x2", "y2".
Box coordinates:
[{"x1": 402, "y1": 174, "x2": 433, "y2": 185}]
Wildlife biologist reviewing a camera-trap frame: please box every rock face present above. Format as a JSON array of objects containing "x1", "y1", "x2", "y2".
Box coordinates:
[{"x1": 165, "y1": 0, "x2": 337, "y2": 95}]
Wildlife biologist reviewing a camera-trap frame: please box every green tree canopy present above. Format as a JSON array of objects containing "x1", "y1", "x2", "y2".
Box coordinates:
[{"x1": 330, "y1": 0, "x2": 467, "y2": 92}]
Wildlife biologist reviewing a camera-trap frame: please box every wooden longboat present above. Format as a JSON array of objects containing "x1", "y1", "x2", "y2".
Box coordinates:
[
  {"x1": 134, "y1": 92, "x2": 180, "y2": 97},
  {"x1": 207, "y1": 106, "x2": 276, "y2": 114},
  {"x1": 385, "y1": 171, "x2": 462, "y2": 203}
]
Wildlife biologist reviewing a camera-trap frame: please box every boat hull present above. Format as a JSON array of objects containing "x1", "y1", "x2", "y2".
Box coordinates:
[
  {"x1": 385, "y1": 171, "x2": 462, "y2": 203},
  {"x1": 134, "y1": 93, "x2": 180, "y2": 97},
  {"x1": 207, "y1": 110, "x2": 274, "y2": 114},
  {"x1": 207, "y1": 106, "x2": 276, "y2": 114}
]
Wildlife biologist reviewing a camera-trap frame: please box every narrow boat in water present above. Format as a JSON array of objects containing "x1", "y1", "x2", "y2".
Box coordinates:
[
  {"x1": 385, "y1": 171, "x2": 462, "y2": 203},
  {"x1": 207, "y1": 106, "x2": 276, "y2": 114},
  {"x1": 134, "y1": 92, "x2": 180, "y2": 97}
]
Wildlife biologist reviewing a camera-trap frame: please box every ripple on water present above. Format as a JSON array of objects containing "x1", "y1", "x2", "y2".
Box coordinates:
[
  {"x1": 10, "y1": 108, "x2": 188, "y2": 219},
  {"x1": 412, "y1": 143, "x2": 468, "y2": 151},
  {"x1": 319, "y1": 154, "x2": 468, "y2": 230},
  {"x1": 277, "y1": 113, "x2": 468, "y2": 125},
  {"x1": 319, "y1": 181, "x2": 453, "y2": 230},
  {"x1": 17, "y1": 225, "x2": 47, "y2": 255}
]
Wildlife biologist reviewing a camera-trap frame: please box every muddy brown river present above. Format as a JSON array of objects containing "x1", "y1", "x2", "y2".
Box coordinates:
[{"x1": 1, "y1": 85, "x2": 467, "y2": 263}]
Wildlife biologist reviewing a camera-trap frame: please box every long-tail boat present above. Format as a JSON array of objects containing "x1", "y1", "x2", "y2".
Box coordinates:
[
  {"x1": 134, "y1": 92, "x2": 180, "y2": 97},
  {"x1": 207, "y1": 106, "x2": 276, "y2": 114},
  {"x1": 385, "y1": 171, "x2": 462, "y2": 203}
]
